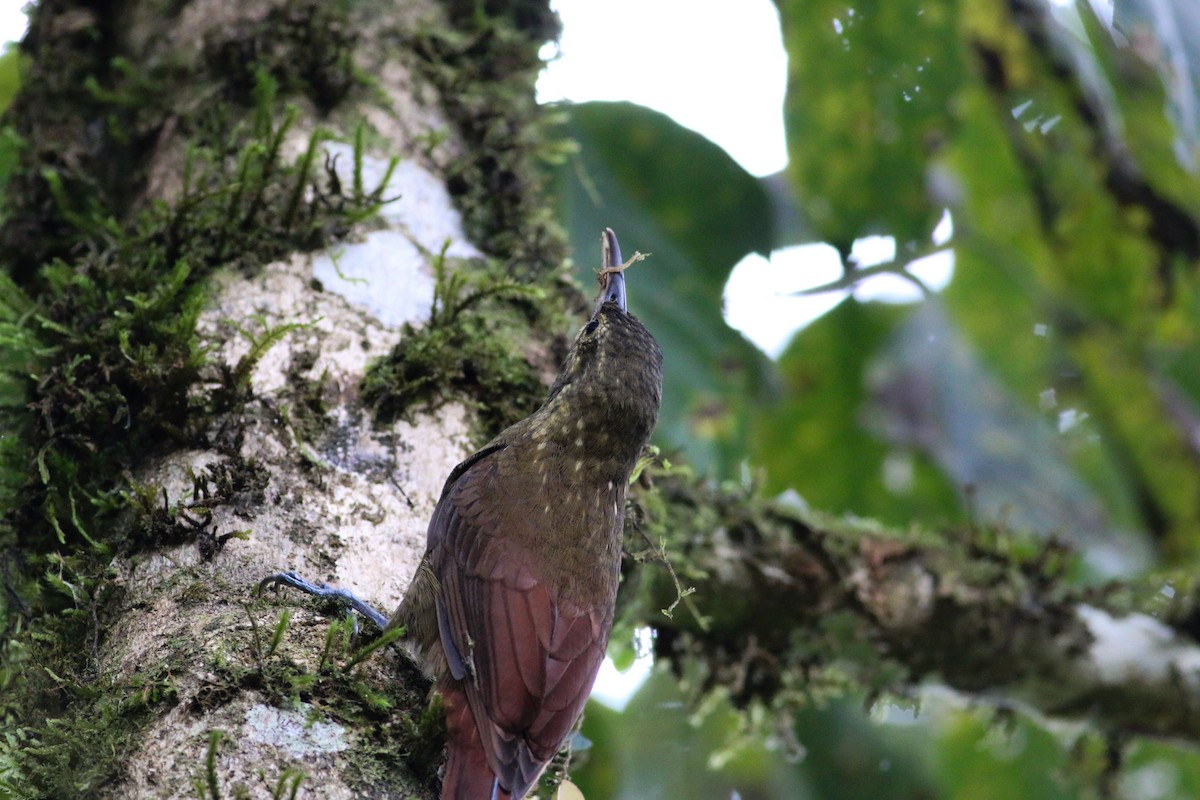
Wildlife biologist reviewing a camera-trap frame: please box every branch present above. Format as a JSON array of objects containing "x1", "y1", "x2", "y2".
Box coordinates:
[
  {"x1": 789, "y1": 245, "x2": 949, "y2": 298},
  {"x1": 628, "y1": 468, "x2": 1200, "y2": 741}
]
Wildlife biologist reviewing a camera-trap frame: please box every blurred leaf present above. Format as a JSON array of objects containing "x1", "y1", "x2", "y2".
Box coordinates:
[
  {"x1": 574, "y1": 670, "x2": 808, "y2": 800},
  {"x1": 1064, "y1": 3, "x2": 1200, "y2": 219},
  {"x1": 943, "y1": 2, "x2": 1200, "y2": 556},
  {"x1": 932, "y1": 48, "x2": 1156, "y2": 565},
  {"x1": 942, "y1": 226, "x2": 1155, "y2": 550},
  {"x1": 1114, "y1": 0, "x2": 1200, "y2": 171},
  {"x1": 934, "y1": 709, "x2": 1081, "y2": 800},
  {"x1": 0, "y1": 45, "x2": 24, "y2": 205},
  {"x1": 558, "y1": 101, "x2": 774, "y2": 476},
  {"x1": 0, "y1": 43, "x2": 21, "y2": 116},
  {"x1": 1121, "y1": 738, "x2": 1200, "y2": 798},
  {"x1": 869, "y1": 302, "x2": 1149, "y2": 576},
  {"x1": 777, "y1": 0, "x2": 964, "y2": 250},
  {"x1": 790, "y1": 701, "x2": 938, "y2": 800},
  {"x1": 753, "y1": 298, "x2": 961, "y2": 525}
]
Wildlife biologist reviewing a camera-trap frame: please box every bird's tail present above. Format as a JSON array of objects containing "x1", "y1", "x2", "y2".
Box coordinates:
[{"x1": 441, "y1": 682, "x2": 512, "y2": 800}]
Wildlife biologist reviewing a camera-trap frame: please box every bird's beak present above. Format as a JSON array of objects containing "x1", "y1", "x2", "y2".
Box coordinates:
[{"x1": 595, "y1": 227, "x2": 628, "y2": 315}]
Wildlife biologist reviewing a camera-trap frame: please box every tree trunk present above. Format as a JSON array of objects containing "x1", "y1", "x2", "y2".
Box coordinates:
[{"x1": 0, "y1": 1, "x2": 561, "y2": 797}]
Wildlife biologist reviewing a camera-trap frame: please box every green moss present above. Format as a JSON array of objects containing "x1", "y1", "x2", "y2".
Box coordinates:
[
  {"x1": 362, "y1": 247, "x2": 545, "y2": 441},
  {"x1": 0, "y1": 68, "x2": 394, "y2": 561},
  {"x1": 124, "y1": 454, "x2": 269, "y2": 556},
  {"x1": 202, "y1": 0, "x2": 360, "y2": 115},
  {"x1": 350, "y1": 4, "x2": 587, "y2": 446},
  {"x1": 0, "y1": 589, "x2": 180, "y2": 799},
  {"x1": 0, "y1": 3, "x2": 400, "y2": 792},
  {"x1": 205, "y1": 605, "x2": 440, "y2": 797}
]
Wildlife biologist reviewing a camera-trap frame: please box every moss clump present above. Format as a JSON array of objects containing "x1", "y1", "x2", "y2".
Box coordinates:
[
  {"x1": 124, "y1": 454, "x2": 269, "y2": 557},
  {"x1": 362, "y1": 249, "x2": 546, "y2": 441},
  {"x1": 0, "y1": 0, "x2": 363, "y2": 275},
  {"x1": 0, "y1": 647, "x2": 180, "y2": 799},
  {"x1": 0, "y1": 70, "x2": 395, "y2": 568},
  {"x1": 221, "y1": 607, "x2": 442, "y2": 797},
  {"x1": 372, "y1": 3, "x2": 592, "y2": 445},
  {"x1": 203, "y1": 0, "x2": 360, "y2": 115}
]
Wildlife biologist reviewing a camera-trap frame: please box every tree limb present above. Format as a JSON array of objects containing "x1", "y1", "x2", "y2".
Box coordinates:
[{"x1": 629, "y1": 468, "x2": 1200, "y2": 741}]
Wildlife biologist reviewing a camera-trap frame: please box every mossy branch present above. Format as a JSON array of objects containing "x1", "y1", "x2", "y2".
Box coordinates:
[{"x1": 628, "y1": 465, "x2": 1200, "y2": 742}]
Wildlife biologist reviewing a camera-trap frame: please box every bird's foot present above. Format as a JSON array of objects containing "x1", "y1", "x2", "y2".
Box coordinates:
[{"x1": 257, "y1": 570, "x2": 389, "y2": 633}]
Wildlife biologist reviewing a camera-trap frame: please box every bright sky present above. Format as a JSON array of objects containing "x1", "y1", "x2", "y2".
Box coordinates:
[
  {"x1": 537, "y1": 0, "x2": 789, "y2": 177},
  {"x1": 0, "y1": 7, "x2": 22, "y2": 44}
]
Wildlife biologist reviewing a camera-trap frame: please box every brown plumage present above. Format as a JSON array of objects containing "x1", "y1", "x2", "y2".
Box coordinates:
[{"x1": 391, "y1": 228, "x2": 662, "y2": 799}]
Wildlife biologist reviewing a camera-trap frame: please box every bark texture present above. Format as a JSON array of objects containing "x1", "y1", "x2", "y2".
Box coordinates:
[{"x1": 1, "y1": 0, "x2": 559, "y2": 797}]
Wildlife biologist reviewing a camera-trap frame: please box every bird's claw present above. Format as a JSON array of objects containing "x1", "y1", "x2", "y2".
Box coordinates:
[
  {"x1": 254, "y1": 570, "x2": 389, "y2": 633},
  {"x1": 257, "y1": 570, "x2": 319, "y2": 597}
]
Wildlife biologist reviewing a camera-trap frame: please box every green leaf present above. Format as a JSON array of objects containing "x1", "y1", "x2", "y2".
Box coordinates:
[
  {"x1": 753, "y1": 298, "x2": 960, "y2": 525},
  {"x1": 777, "y1": 0, "x2": 964, "y2": 250},
  {"x1": 790, "y1": 701, "x2": 937, "y2": 800},
  {"x1": 558, "y1": 101, "x2": 774, "y2": 476},
  {"x1": 574, "y1": 671, "x2": 809, "y2": 800},
  {"x1": 935, "y1": 710, "x2": 1082, "y2": 800},
  {"x1": 0, "y1": 43, "x2": 22, "y2": 117}
]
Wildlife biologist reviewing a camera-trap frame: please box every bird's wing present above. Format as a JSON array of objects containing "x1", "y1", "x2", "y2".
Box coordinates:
[{"x1": 428, "y1": 451, "x2": 610, "y2": 797}]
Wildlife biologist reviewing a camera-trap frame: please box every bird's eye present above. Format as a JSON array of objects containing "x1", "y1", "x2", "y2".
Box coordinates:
[{"x1": 583, "y1": 319, "x2": 599, "y2": 336}]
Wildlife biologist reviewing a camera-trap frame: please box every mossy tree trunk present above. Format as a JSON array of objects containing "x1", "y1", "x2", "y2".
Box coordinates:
[{"x1": 0, "y1": 1, "x2": 563, "y2": 797}]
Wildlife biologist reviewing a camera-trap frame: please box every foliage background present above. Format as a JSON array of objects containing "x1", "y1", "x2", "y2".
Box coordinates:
[{"x1": 554, "y1": 0, "x2": 1200, "y2": 797}]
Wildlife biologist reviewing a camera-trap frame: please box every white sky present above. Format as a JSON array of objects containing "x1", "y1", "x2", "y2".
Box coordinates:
[
  {"x1": 537, "y1": 0, "x2": 789, "y2": 177},
  {"x1": 0, "y1": 7, "x2": 23, "y2": 45}
]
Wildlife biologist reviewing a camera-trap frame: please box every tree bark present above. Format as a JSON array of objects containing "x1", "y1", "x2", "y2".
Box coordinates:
[
  {"x1": 633, "y1": 470, "x2": 1200, "y2": 741},
  {"x1": 0, "y1": 0, "x2": 558, "y2": 797}
]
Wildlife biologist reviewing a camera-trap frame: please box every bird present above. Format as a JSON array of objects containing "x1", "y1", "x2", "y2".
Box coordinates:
[{"x1": 261, "y1": 228, "x2": 662, "y2": 799}]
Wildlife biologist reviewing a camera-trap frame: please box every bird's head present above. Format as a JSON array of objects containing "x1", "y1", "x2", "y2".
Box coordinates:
[{"x1": 537, "y1": 229, "x2": 663, "y2": 466}]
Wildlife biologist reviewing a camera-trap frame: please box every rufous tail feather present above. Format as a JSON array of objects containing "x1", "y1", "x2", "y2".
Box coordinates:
[{"x1": 440, "y1": 681, "x2": 512, "y2": 800}]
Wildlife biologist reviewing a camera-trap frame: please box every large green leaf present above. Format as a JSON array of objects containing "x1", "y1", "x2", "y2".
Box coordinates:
[
  {"x1": 753, "y1": 297, "x2": 961, "y2": 525},
  {"x1": 777, "y1": 0, "x2": 964, "y2": 250},
  {"x1": 558, "y1": 101, "x2": 774, "y2": 476}
]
